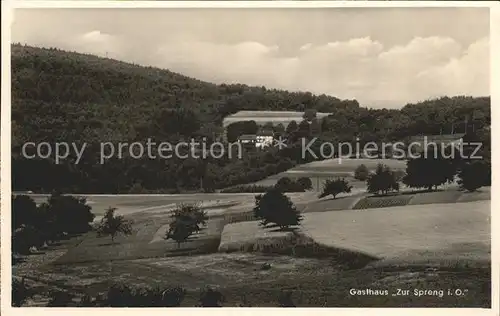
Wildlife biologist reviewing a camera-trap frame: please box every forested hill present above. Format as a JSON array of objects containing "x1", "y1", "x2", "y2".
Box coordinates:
[
  {"x1": 11, "y1": 44, "x2": 491, "y2": 194},
  {"x1": 11, "y1": 44, "x2": 358, "y2": 146}
]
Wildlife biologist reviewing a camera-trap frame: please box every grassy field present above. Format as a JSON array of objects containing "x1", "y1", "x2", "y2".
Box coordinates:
[
  {"x1": 26, "y1": 193, "x2": 274, "y2": 217},
  {"x1": 249, "y1": 158, "x2": 407, "y2": 192},
  {"x1": 13, "y1": 186, "x2": 492, "y2": 307},
  {"x1": 17, "y1": 249, "x2": 491, "y2": 307},
  {"x1": 219, "y1": 200, "x2": 490, "y2": 263}
]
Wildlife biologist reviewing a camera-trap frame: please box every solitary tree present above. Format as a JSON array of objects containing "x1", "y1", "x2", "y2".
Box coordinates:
[
  {"x1": 165, "y1": 221, "x2": 193, "y2": 249},
  {"x1": 403, "y1": 150, "x2": 456, "y2": 191},
  {"x1": 254, "y1": 188, "x2": 302, "y2": 230},
  {"x1": 367, "y1": 164, "x2": 400, "y2": 195},
  {"x1": 169, "y1": 203, "x2": 207, "y2": 234},
  {"x1": 354, "y1": 164, "x2": 370, "y2": 181},
  {"x1": 165, "y1": 203, "x2": 207, "y2": 248},
  {"x1": 96, "y1": 207, "x2": 133, "y2": 242},
  {"x1": 319, "y1": 178, "x2": 352, "y2": 199}
]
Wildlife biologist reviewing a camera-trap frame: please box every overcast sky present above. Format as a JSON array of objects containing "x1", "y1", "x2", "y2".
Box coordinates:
[{"x1": 12, "y1": 8, "x2": 489, "y2": 108}]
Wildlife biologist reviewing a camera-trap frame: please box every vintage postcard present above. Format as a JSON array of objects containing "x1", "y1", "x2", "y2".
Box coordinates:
[{"x1": 1, "y1": 1, "x2": 498, "y2": 315}]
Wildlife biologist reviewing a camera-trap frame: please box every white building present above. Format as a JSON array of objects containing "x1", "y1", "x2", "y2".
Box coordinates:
[{"x1": 256, "y1": 134, "x2": 274, "y2": 148}]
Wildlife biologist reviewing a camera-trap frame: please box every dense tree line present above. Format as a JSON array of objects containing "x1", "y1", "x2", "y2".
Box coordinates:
[
  {"x1": 12, "y1": 194, "x2": 95, "y2": 255},
  {"x1": 319, "y1": 152, "x2": 489, "y2": 201},
  {"x1": 12, "y1": 44, "x2": 491, "y2": 193}
]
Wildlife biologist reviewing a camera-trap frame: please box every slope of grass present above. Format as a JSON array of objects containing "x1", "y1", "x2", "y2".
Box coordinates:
[
  {"x1": 17, "y1": 250, "x2": 492, "y2": 307},
  {"x1": 219, "y1": 200, "x2": 490, "y2": 266},
  {"x1": 409, "y1": 190, "x2": 463, "y2": 205},
  {"x1": 52, "y1": 212, "x2": 224, "y2": 265},
  {"x1": 246, "y1": 158, "x2": 405, "y2": 192}
]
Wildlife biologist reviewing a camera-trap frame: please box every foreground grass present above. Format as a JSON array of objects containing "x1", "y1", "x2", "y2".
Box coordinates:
[
  {"x1": 16, "y1": 252, "x2": 491, "y2": 307},
  {"x1": 12, "y1": 193, "x2": 491, "y2": 307}
]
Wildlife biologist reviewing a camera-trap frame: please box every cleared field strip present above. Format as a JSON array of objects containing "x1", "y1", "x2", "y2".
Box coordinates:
[
  {"x1": 247, "y1": 158, "x2": 407, "y2": 192},
  {"x1": 219, "y1": 200, "x2": 490, "y2": 264},
  {"x1": 292, "y1": 158, "x2": 407, "y2": 171}
]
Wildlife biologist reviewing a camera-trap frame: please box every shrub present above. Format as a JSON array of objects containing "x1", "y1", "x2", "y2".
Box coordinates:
[
  {"x1": 296, "y1": 177, "x2": 313, "y2": 191},
  {"x1": 12, "y1": 277, "x2": 33, "y2": 307},
  {"x1": 11, "y1": 195, "x2": 38, "y2": 230},
  {"x1": 97, "y1": 284, "x2": 186, "y2": 307},
  {"x1": 47, "y1": 291, "x2": 74, "y2": 307},
  {"x1": 319, "y1": 178, "x2": 352, "y2": 199},
  {"x1": 276, "y1": 177, "x2": 293, "y2": 190},
  {"x1": 78, "y1": 294, "x2": 95, "y2": 307},
  {"x1": 458, "y1": 161, "x2": 487, "y2": 192},
  {"x1": 12, "y1": 225, "x2": 45, "y2": 255},
  {"x1": 105, "y1": 284, "x2": 134, "y2": 307},
  {"x1": 199, "y1": 287, "x2": 224, "y2": 307},
  {"x1": 278, "y1": 291, "x2": 295, "y2": 307},
  {"x1": 43, "y1": 193, "x2": 96, "y2": 237},
  {"x1": 128, "y1": 182, "x2": 146, "y2": 194},
  {"x1": 275, "y1": 177, "x2": 311, "y2": 192},
  {"x1": 253, "y1": 188, "x2": 302, "y2": 230},
  {"x1": 159, "y1": 286, "x2": 187, "y2": 307},
  {"x1": 354, "y1": 164, "x2": 370, "y2": 181},
  {"x1": 96, "y1": 207, "x2": 133, "y2": 242}
]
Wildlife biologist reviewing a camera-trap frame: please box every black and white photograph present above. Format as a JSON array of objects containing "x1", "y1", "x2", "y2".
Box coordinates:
[{"x1": 3, "y1": 1, "x2": 495, "y2": 310}]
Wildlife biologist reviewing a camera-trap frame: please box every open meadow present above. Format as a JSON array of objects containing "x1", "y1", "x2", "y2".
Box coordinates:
[
  {"x1": 13, "y1": 185, "x2": 491, "y2": 307},
  {"x1": 251, "y1": 158, "x2": 414, "y2": 192}
]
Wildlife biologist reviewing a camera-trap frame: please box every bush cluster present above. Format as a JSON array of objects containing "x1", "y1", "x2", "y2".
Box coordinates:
[{"x1": 12, "y1": 193, "x2": 95, "y2": 255}]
